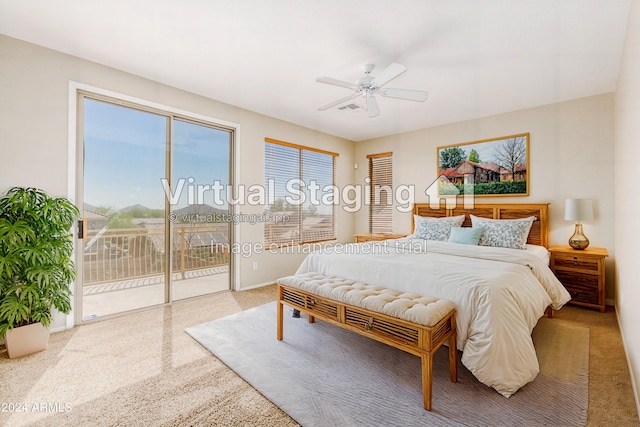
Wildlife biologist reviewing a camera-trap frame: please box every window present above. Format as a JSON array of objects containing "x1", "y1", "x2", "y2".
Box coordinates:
[
  {"x1": 264, "y1": 138, "x2": 337, "y2": 246},
  {"x1": 368, "y1": 152, "x2": 393, "y2": 234}
]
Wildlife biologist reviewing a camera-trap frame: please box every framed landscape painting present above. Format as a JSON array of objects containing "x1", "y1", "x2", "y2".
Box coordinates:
[{"x1": 437, "y1": 133, "x2": 529, "y2": 197}]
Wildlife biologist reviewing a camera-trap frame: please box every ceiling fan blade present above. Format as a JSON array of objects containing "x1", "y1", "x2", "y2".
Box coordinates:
[
  {"x1": 318, "y1": 93, "x2": 359, "y2": 111},
  {"x1": 371, "y1": 63, "x2": 407, "y2": 87},
  {"x1": 366, "y1": 95, "x2": 380, "y2": 118},
  {"x1": 316, "y1": 76, "x2": 358, "y2": 90},
  {"x1": 380, "y1": 88, "x2": 429, "y2": 102}
]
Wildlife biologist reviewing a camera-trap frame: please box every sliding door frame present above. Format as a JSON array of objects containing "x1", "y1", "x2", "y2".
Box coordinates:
[{"x1": 68, "y1": 81, "x2": 240, "y2": 328}]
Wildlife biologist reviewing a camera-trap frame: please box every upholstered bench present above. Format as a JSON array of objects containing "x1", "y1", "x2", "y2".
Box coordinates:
[{"x1": 276, "y1": 272, "x2": 457, "y2": 411}]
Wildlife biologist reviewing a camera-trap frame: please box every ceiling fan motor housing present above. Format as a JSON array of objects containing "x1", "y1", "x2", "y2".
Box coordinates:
[
  {"x1": 357, "y1": 76, "x2": 375, "y2": 89},
  {"x1": 358, "y1": 64, "x2": 376, "y2": 88}
]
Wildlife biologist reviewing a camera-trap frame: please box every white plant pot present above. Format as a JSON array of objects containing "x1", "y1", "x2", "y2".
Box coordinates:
[{"x1": 4, "y1": 323, "x2": 50, "y2": 359}]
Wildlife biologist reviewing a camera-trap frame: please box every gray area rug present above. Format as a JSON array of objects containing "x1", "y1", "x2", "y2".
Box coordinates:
[{"x1": 186, "y1": 302, "x2": 588, "y2": 427}]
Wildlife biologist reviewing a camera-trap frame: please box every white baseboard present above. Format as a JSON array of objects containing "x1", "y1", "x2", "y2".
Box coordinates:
[
  {"x1": 614, "y1": 304, "x2": 640, "y2": 419},
  {"x1": 239, "y1": 280, "x2": 277, "y2": 291}
]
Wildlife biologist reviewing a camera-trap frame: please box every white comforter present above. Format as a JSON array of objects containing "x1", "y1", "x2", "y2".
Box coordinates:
[{"x1": 295, "y1": 238, "x2": 571, "y2": 397}]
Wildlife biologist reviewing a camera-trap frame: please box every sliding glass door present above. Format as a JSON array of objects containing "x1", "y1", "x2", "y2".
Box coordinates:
[
  {"x1": 79, "y1": 95, "x2": 232, "y2": 320},
  {"x1": 171, "y1": 119, "x2": 231, "y2": 301}
]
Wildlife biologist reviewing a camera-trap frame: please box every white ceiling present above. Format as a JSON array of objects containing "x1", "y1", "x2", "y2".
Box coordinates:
[{"x1": 0, "y1": 0, "x2": 632, "y2": 141}]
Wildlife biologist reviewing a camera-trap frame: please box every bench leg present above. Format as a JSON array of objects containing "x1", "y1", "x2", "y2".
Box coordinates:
[
  {"x1": 421, "y1": 352, "x2": 433, "y2": 411},
  {"x1": 277, "y1": 300, "x2": 283, "y2": 341},
  {"x1": 449, "y1": 332, "x2": 458, "y2": 383},
  {"x1": 308, "y1": 314, "x2": 315, "y2": 323}
]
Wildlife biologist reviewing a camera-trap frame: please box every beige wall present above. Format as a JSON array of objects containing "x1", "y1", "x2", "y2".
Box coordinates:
[
  {"x1": 615, "y1": 0, "x2": 640, "y2": 414},
  {"x1": 355, "y1": 93, "x2": 616, "y2": 299},
  {"x1": 0, "y1": 35, "x2": 356, "y2": 328}
]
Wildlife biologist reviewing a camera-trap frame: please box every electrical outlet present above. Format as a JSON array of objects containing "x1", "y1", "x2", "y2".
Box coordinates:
[{"x1": 252, "y1": 261, "x2": 258, "y2": 270}]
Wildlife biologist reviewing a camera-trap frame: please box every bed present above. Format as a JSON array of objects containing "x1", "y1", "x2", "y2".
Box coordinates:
[{"x1": 295, "y1": 202, "x2": 571, "y2": 398}]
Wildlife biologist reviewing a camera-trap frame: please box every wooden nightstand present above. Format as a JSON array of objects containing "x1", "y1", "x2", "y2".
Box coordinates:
[
  {"x1": 354, "y1": 233, "x2": 407, "y2": 243},
  {"x1": 549, "y1": 246, "x2": 608, "y2": 312}
]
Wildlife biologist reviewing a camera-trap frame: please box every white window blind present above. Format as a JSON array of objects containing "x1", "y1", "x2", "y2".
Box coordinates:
[
  {"x1": 368, "y1": 152, "x2": 393, "y2": 234},
  {"x1": 265, "y1": 138, "x2": 337, "y2": 246}
]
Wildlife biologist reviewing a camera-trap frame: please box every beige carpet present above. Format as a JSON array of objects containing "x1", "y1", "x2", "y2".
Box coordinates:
[
  {"x1": 0, "y1": 288, "x2": 297, "y2": 427},
  {"x1": 0, "y1": 286, "x2": 637, "y2": 426},
  {"x1": 188, "y1": 302, "x2": 589, "y2": 426}
]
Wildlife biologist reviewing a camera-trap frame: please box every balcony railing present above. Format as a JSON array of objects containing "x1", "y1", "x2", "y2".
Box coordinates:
[{"x1": 82, "y1": 224, "x2": 229, "y2": 286}]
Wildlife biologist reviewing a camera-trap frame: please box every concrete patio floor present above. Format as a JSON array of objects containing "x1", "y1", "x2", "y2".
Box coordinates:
[{"x1": 82, "y1": 266, "x2": 229, "y2": 320}]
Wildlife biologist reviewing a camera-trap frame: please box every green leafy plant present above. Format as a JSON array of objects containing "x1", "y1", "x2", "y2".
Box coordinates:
[{"x1": 0, "y1": 187, "x2": 79, "y2": 338}]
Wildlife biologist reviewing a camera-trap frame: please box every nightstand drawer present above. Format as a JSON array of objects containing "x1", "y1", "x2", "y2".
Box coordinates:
[
  {"x1": 552, "y1": 254, "x2": 600, "y2": 272},
  {"x1": 555, "y1": 270, "x2": 599, "y2": 304}
]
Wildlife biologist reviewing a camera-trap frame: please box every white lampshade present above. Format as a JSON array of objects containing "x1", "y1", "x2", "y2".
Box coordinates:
[{"x1": 564, "y1": 199, "x2": 594, "y2": 222}]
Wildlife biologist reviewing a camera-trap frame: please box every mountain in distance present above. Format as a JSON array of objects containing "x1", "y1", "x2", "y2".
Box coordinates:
[
  {"x1": 112, "y1": 204, "x2": 227, "y2": 222},
  {"x1": 84, "y1": 202, "x2": 100, "y2": 212},
  {"x1": 174, "y1": 204, "x2": 228, "y2": 217},
  {"x1": 119, "y1": 204, "x2": 150, "y2": 213},
  {"x1": 119, "y1": 204, "x2": 163, "y2": 218}
]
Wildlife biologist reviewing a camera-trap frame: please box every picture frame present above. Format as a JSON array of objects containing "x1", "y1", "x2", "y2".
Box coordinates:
[{"x1": 437, "y1": 133, "x2": 530, "y2": 197}]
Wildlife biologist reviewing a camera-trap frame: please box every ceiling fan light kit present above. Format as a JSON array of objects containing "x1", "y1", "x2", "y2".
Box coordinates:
[{"x1": 317, "y1": 63, "x2": 428, "y2": 118}]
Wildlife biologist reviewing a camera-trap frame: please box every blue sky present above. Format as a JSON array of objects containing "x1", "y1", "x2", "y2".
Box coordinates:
[{"x1": 83, "y1": 98, "x2": 230, "y2": 211}]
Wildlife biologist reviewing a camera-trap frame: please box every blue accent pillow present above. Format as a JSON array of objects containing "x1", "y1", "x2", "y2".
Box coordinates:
[{"x1": 448, "y1": 227, "x2": 483, "y2": 245}]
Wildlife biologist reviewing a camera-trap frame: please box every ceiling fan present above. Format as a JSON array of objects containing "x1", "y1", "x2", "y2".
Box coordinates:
[{"x1": 316, "y1": 63, "x2": 428, "y2": 118}]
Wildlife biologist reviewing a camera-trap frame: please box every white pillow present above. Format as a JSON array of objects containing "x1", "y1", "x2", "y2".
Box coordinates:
[
  {"x1": 470, "y1": 215, "x2": 535, "y2": 250},
  {"x1": 412, "y1": 215, "x2": 465, "y2": 241}
]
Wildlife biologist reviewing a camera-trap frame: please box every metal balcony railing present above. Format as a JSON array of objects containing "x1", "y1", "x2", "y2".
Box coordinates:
[{"x1": 82, "y1": 224, "x2": 229, "y2": 286}]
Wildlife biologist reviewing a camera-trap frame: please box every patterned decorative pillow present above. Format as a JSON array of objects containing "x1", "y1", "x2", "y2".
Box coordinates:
[
  {"x1": 412, "y1": 215, "x2": 465, "y2": 241},
  {"x1": 470, "y1": 215, "x2": 535, "y2": 250}
]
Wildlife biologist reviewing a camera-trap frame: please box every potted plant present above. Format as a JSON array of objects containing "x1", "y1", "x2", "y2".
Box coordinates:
[{"x1": 0, "y1": 187, "x2": 78, "y2": 358}]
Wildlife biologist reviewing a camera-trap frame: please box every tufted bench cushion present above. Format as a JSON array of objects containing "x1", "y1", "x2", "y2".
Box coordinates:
[{"x1": 277, "y1": 272, "x2": 455, "y2": 328}]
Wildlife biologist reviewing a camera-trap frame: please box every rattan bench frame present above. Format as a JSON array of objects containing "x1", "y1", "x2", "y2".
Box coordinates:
[{"x1": 277, "y1": 283, "x2": 457, "y2": 411}]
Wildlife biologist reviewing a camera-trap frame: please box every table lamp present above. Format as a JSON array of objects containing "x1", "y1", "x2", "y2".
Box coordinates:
[{"x1": 564, "y1": 198, "x2": 593, "y2": 250}]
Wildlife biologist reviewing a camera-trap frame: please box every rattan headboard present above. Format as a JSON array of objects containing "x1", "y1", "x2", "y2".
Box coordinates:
[{"x1": 411, "y1": 203, "x2": 550, "y2": 247}]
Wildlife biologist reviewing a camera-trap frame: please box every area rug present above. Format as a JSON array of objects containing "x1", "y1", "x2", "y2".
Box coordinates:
[{"x1": 186, "y1": 302, "x2": 589, "y2": 427}]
